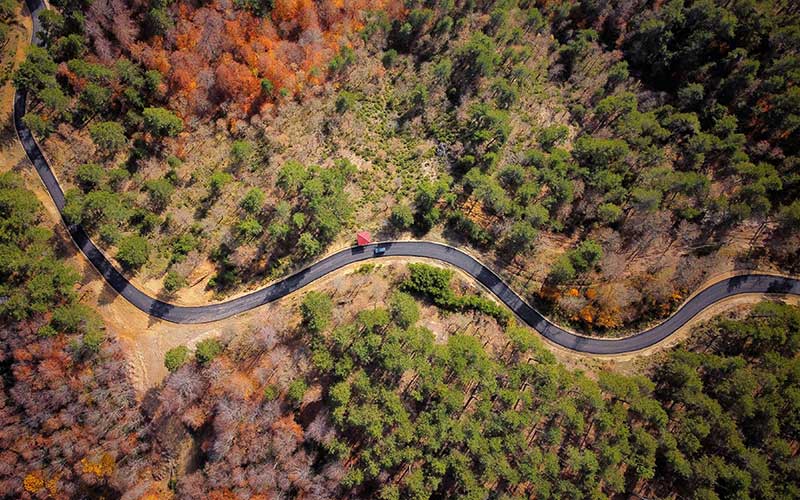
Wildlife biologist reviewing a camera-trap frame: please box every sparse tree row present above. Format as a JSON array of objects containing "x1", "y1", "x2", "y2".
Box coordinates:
[{"x1": 147, "y1": 267, "x2": 800, "y2": 499}]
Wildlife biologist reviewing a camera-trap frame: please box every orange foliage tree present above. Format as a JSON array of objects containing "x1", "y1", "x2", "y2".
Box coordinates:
[{"x1": 128, "y1": 0, "x2": 403, "y2": 120}]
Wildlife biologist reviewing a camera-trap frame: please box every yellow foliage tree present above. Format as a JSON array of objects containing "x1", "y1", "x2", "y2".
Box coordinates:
[
  {"x1": 23, "y1": 471, "x2": 44, "y2": 493},
  {"x1": 80, "y1": 453, "x2": 115, "y2": 477}
]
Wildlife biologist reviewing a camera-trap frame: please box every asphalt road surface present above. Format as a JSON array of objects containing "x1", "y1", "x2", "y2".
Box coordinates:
[{"x1": 14, "y1": 0, "x2": 800, "y2": 354}]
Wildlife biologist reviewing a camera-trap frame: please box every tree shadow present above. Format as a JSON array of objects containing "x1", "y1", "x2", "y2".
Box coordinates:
[{"x1": 0, "y1": 112, "x2": 20, "y2": 150}]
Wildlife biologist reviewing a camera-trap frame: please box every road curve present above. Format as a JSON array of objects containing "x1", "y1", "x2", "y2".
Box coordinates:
[{"x1": 13, "y1": 0, "x2": 800, "y2": 354}]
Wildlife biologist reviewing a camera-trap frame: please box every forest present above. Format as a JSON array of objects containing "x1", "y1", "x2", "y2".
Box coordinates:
[
  {"x1": 3, "y1": 171, "x2": 799, "y2": 498},
  {"x1": 53, "y1": 268, "x2": 800, "y2": 499},
  {"x1": 4, "y1": 0, "x2": 800, "y2": 498},
  {"x1": 13, "y1": 0, "x2": 800, "y2": 334}
]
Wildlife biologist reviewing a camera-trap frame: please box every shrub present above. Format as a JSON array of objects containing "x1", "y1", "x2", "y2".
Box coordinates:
[
  {"x1": 287, "y1": 378, "x2": 308, "y2": 405},
  {"x1": 195, "y1": 338, "x2": 222, "y2": 364},
  {"x1": 164, "y1": 345, "x2": 189, "y2": 372},
  {"x1": 263, "y1": 384, "x2": 279, "y2": 401},
  {"x1": 163, "y1": 270, "x2": 185, "y2": 293}
]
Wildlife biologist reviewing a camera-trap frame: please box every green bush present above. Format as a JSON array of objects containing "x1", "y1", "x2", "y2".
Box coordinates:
[
  {"x1": 263, "y1": 384, "x2": 279, "y2": 401},
  {"x1": 164, "y1": 345, "x2": 189, "y2": 372},
  {"x1": 163, "y1": 270, "x2": 185, "y2": 293},
  {"x1": 287, "y1": 378, "x2": 308, "y2": 405},
  {"x1": 195, "y1": 338, "x2": 222, "y2": 364}
]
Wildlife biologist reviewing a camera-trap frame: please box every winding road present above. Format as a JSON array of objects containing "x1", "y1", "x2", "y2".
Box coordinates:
[{"x1": 13, "y1": 0, "x2": 800, "y2": 354}]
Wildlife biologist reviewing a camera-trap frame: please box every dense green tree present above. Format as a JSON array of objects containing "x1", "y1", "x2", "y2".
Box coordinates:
[
  {"x1": 390, "y1": 204, "x2": 414, "y2": 229},
  {"x1": 163, "y1": 270, "x2": 185, "y2": 293},
  {"x1": 240, "y1": 188, "x2": 265, "y2": 214},
  {"x1": 13, "y1": 46, "x2": 57, "y2": 92},
  {"x1": 287, "y1": 378, "x2": 308, "y2": 405},
  {"x1": 79, "y1": 83, "x2": 111, "y2": 115},
  {"x1": 597, "y1": 202, "x2": 622, "y2": 224},
  {"x1": 301, "y1": 291, "x2": 333, "y2": 334},
  {"x1": 22, "y1": 112, "x2": 50, "y2": 137},
  {"x1": 389, "y1": 291, "x2": 419, "y2": 329},
  {"x1": 142, "y1": 107, "x2": 183, "y2": 137},
  {"x1": 538, "y1": 124, "x2": 569, "y2": 152},
  {"x1": 144, "y1": 178, "x2": 174, "y2": 212},
  {"x1": 298, "y1": 232, "x2": 321, "y2": 257},
  {"x1": 0, "y1": 0, "x2": 17, "y2": 20},
  {"x1": 504, "y1": 220, "x2": 538, "y2": 255},
  {"x1": 89, "y1": 121, "x2": 127, "y2": 152},
  {"x1": 116, "y1": 234, "x2": 150, "y2": 269},
  {"x1": 230, "y1": 139, "x2": 253, "y2": 168},
  {"x1": 549, "y1": 255, "x2": 576, "y2": 284},
  {"x1": 456, "y1": 32, "x2": 499, "y2": 81},
  {"x1": 237, "y1": 217, "x2": 263, "y2": 241},
  {"x1": 207, "y1": 171, "x2": 233, "y2": 197},
  {"x1": 39, "y1": 86, "x2": 70, "y2": 117},
  {"x1": 145, "y1": 7, "x2": 174, "y2": 37}
]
